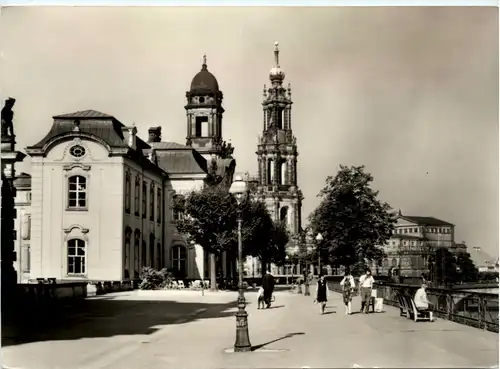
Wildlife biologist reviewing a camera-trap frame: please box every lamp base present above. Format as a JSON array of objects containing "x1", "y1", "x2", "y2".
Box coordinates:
[{"x1": 234, "y1": 295, "x2": 251, "y2": 352}]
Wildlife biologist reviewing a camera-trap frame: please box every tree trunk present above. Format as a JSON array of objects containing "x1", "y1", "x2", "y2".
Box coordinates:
[{"x1": 210, "y1": 253, "x2": 217, "y2": 291}]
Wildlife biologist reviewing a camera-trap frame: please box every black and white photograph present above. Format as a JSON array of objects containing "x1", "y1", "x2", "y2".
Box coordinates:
[{"x1": 0, "y1": 4, "x2": 498, "y2": 369}]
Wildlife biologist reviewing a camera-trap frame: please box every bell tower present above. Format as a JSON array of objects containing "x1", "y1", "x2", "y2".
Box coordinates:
[
  {"x1": 256, "y1": 42, "x2": 303, "y2": 236},
  {"x1": 185, "y1": 55, "x2": 224, "y2": 161}
]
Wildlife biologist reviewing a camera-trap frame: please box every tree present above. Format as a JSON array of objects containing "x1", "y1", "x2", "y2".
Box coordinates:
[
  {"x1": 241, "y1": 200, "x2": 289, "y2": 274},
  {"x1": 455, "y1": 251, "x2": 479, "y2": 283},
  {"x1": 308, "y1": 165, "x2": 396, "y2": 271},
  {"x1": 432, "y1": 247, "x2": 458, "y2": 286},
  {"x1": 175, "y1": 186, "x2": 238, "y2": 290}
]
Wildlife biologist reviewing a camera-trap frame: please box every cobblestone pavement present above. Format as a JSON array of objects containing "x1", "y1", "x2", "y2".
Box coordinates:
[{"x1": 2, "y1": 289, "x2": 498, "y2": 369}]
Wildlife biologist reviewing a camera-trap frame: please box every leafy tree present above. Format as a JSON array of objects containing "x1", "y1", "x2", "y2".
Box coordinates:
[
  {"x1": 455, "y1": 251, "x2": 479, "y2": 283},
  {"x1": 175, "y1": 186, "x2": 238, "y2": 290},
  {"x1": 308, "y1": 165, "x2": 396, "y2": 272},
  {"x1": 241, "y1": 200, "x2": 289, "y2": 274},
  {"x1": 431, "y1": 247, "x2": 458, "y2": 287}
]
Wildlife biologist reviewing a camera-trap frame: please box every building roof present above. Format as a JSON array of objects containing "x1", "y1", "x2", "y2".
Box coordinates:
[
  {"x1": 52, "y1": 110, "x2": 114, "y2": 119},
  {"x1": 400, "y1": 216, "x2": 454, "y2": 227},
  {"x1": 190, "y1": 61, "x2": 220, "y2": 94},
  {"x1": 469, "y1": 247, "x2": 497, "y2": 268},
  {"x1": 27, "y1": 110, "x2": 149, "y2": 152},
  {"x1": 155, "y1": 150, "x2": 208, "y2": 175},
  {"x1": 151, "y1": 141, "x2": 190, "y2": 150}
]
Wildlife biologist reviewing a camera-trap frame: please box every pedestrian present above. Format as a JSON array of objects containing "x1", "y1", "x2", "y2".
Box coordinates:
[
  {"x1": 314, "y1": 273, "x2": 329, "y2": 314},
  {"x1": 257, "y1": 286, "x2": 265, "y2": 309},
  {"x1": 340, "y1": 267, "x2": 355, "y2": 315},
  {"x1": 262, "y1": 268, "x2": 275, "y2": 308},
  {"x1": 413, "y1": 283, "x2": 432, "y2": 319},
  {"x1": 358, "y1": 268, "x2": 375, "y2": 314}
]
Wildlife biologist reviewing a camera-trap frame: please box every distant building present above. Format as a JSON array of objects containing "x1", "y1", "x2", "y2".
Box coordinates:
[
  {"x1": 469, "y1": 247, "x2": 498, "y2": 273},
  {"x1": 377, "y1": 211, "x2": 456, "y2": 278},
  {"x1": 13, "y1": 172, "x2": 31, "y2": 283}
]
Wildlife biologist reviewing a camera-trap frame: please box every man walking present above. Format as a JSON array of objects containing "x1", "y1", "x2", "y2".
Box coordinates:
[
  {"x1": 358, "y1": 268, "x2": 375, "y2": 314},
  {"x1": 262, "y1": 268, "x2": 275, "y2": 308}
]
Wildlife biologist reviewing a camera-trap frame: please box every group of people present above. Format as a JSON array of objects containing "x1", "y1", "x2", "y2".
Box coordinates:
[{"x1": 313, "y1": 268, "x2": 376, "y2": 315}]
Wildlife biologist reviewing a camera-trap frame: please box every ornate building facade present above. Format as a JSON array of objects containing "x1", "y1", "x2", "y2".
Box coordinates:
[
  {"x1": 16, "y1": 58, "x2": 236, "y2": 283},
  {"x1": 246, "y1": 42, "x2": 304, "y2": 277}
]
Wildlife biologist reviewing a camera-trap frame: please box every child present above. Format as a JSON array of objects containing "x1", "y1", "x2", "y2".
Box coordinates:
[{"x1": 257, "y1": 286, "x2": 265, "y2": 309}]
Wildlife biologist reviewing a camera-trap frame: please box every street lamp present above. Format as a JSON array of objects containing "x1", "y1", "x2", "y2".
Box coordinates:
[
  {"x1": 229, "y1": 175, "x2": 251, "y2": 352},
  {"x1": 304, "y1": 242, "x2": 314, "y2": 296},
  {"x1": 316, "y1": 233, "x2": 323, "y2": 276},
  {"x1": 285, "y1": 255, "x2": 290, "y2": 285}
]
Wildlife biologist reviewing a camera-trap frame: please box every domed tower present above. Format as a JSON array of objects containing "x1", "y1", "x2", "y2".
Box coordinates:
[
  {"x1": 185, "y1": 55, "x2": 224, "y2": 161},
  {"x1": 256, "y1": 42, "x2": 303, "y2": 236}
]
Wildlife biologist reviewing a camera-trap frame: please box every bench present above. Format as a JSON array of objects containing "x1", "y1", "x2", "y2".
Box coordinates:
[
  {"x1": 408, "y1": 297, "x2": 433, "y2": 322},
  {"x1": 396, "y1": 293, "x2": 410, "y2": 318}
]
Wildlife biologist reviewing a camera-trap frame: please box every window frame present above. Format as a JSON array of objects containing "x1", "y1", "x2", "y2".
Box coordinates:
[
  {"x1": 149, "y1": 183, "x2": 155, "y2": 222},
  {"x1": 125, "y1": 171, "x2": 131, "y2": 214},
  {"x1": 157, "y1": 189, "x2": 162, "y2": 224},
  {"x1": 134, "y1": 176, "x2": 140, "y2": 216},
  {"x1": 67, "y1": 175, "x2": 88, "y2": 211},
  {"x1": 142, "y1": 181, "x2": 147, "y2": 219},
  {"x1": 67, "y1": 238, "x2": 86, "y2": 276},
  {"x1": 171, "y1": 245, "x2": 187, "y2": 277}
]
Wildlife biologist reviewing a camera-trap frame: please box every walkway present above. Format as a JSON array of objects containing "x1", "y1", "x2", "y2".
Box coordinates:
[{"x1": 2, "y1": 289, "x2": 498, "y2": 369}]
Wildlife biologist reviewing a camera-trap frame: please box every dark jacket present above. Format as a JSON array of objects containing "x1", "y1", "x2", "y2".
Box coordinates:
[{"x1": 262, "y1": 273, "x2": 275, "y2": 292}]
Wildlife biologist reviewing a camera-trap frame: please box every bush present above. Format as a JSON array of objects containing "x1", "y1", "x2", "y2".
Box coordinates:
[{"x1": 139, "y1": 267, "x2": 174, "y2": 290}]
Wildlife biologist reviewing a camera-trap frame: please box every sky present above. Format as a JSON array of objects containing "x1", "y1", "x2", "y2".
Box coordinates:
[{"x1": 1, "y1": 6, "x2": 498, "y2": 257}]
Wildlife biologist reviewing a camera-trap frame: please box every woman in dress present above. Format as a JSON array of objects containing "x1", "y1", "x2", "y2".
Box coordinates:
[
  {"x1": 340, "y1": 268, "x2": 355, "y2": 315},
  {"x1": 315, "y1": 273, "x2": 329, "y2": 314}
]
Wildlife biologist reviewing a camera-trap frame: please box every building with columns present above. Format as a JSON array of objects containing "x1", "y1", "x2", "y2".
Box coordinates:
[
  {"x1": 246, "y1": 42, "x2": 304, "y2": 277},
  {"x1": 376, "y1": 211, "x2": 461, "y2": 278}
]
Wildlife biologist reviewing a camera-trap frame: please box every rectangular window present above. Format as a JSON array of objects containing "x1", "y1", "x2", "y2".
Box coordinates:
[
  {"x1": 142, "y1": 181, "x2": 147, "y2": 219},
  {"x1": 22, "y1": 244, "x2": 30, "y2": 273},
  {"x1": 149, "y1": 184, "x2": 155, "y2": 221},
  {"x1": 134, "y1": 177, "x2": 140, "y2": 216},
  {"x1": 195, "y1": 116, "x2": 208, "y2": 137},
  {"x1": 157, "y1": 189, "x2": 162, "y2": 223},
  {"x1": 67, "y1": 239, "x2": 86, "y2": 275},
  {"x1": 413, "y1": 228, "x2": 418, "y2": 233},
  {"x1": 68, "y1": 175, "x2": 87, "y2": 210},
  {"x1": 125, "y1": 172, "x2": 131, "y2": 214}
]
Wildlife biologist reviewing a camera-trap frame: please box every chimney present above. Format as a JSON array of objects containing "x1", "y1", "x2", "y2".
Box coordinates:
[
  {"x1": 148, "y1": 126, "x2": 162, "y2": 143},
  {"x1": 127, "y1": 125, "x2": 137, "y2": 150}
]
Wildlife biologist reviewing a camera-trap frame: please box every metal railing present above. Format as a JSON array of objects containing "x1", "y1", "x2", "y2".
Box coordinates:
[{"x1": 325, "y1": 277, "x2": 498, "y2": 333}]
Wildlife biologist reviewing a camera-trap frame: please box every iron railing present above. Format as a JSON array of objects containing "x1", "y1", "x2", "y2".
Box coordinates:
[{"x1": 325, "y1": 277, "x2": 498, "y2": 333}]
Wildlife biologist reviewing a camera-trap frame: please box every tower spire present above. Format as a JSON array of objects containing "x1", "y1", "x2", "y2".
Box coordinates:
[
  {"x1": 274, "y1": 41, "x2": 280, "y2": 68},
  {"x1": 202, "y1": 54, "x2": 207, "y2": 70}
]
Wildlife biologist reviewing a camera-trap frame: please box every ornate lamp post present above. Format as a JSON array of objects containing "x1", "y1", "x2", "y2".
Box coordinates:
[
  {"x1": 304, "y1": 242, "x2": 314, "y2": 296},
  {"x1": 316, "y1": 233, "x2": 323, "y2": 275},
  {"x1": 229, "y1": 175, "x2": 251, "y2": 352},
  {"x1": 285, "y1": 255, "x2": 290, "y2": 285}
]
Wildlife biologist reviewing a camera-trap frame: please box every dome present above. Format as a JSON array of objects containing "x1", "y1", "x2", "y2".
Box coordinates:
[
  {"x1": 269, "y1": 66, "x2": 285, "y2": 81},
  {"x1": 190, "y1": 58, "x2": 219, "y2": 94}
]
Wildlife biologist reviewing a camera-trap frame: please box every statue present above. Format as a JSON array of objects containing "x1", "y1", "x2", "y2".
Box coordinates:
[{"x1": 1, "y1": 97, "x2": 16, "y2": 138}]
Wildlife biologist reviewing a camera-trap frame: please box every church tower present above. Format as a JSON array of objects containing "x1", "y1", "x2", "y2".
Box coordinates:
[
  {"x1": 256, "y1": 42, "x2": 303, "y2": 236},
  {"x1": 185, "y1": 55, "x2": 224, "y2": 161}
]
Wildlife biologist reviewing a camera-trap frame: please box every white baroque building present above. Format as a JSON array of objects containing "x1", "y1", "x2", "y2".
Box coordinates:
[{"x1": 17, "y1": 59, "x2": 236, "y2": 283}]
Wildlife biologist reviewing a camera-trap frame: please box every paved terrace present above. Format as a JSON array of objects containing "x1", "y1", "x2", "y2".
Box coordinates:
[{"x1": 2, "y1": 288, "x2": 498, "y2": 369}]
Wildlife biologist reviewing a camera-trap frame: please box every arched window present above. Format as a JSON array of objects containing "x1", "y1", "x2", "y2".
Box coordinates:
[
  {"x1": 134, "y1": 230, "x2": 140, "y2": 277},
  {"x1": 172, "y1": 245, "x2": 187, "y2": 278},
  {"x1": 280, "y1": 206, "x2": 288, "y2": 225},
  {"x1": 67, "y1": 239, "x2": 86, "y2": 275},
  {"x1": 383, "y1": 259, "x2": 389, "y2": 268},
  {"x1": 267, "y1": 159, "x2": 274, "y2": 185},
  {"x1": 134, "y1": 177, "x2": 140, "y2": 216},
  {"x1": 124, "y1": 227, "x2": 132, "y2": 279},
  {"x1": 141, "y1": 240, "x2": 147, "y2": 268},
  {"x1": 157, "y1": 243, "x2": 162, "y2": 269},
  {"x1": 125, "y1": 172, "x2": 131, "y2": 214},
  {"x1": 157, "y1": 189, "x2": 162, "y2": 224},
  {"x1": 149, "y1": 183, "x2": 155, "y2": 221},
  {"x1": 391, "y1": 258, "x2": 397, "y2": 267},
  {"x1": 68, "y1": 175, "x2": 87, "y2": 209},
  {"x1": 280, "y1": 161, "x2": 287, "y2": 185},
  {"x1": 149, "y1": 234, "x2": 155, "y2": 267}
]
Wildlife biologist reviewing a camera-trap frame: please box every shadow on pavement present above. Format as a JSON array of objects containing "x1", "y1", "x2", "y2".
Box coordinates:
[
  {"x1": 2, "y1": 295, "x2": 240, "y2": 347},
  {"x1": 251, "y1": 332, "x2": 305, "y2": 351},
  {"x1": 266, "y1": 305, "x2": 285, "y2": 309}
]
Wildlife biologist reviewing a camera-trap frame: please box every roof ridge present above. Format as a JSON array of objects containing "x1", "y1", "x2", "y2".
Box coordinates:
[{"x1": 53, "y1": 109, "x2": 114, "y2": 119}]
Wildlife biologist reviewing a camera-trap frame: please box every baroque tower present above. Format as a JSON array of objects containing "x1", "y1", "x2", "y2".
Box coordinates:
[
  {"x1": 256, "y1": 42, "x2": 303, "y2": 237},
  {"x1": 185, "y1": 55, "x2": 224, "y2": 161}
]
